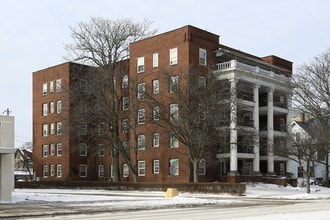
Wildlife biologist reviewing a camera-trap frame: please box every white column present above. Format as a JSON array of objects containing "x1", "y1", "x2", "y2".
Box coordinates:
[
  {"x1": 229, "y1": 78, "x2": 238, "y2": 175},
  {"x1": 267, "y1": 88, "x2": 274, "y2": 174},
  {"x1": 253, "y1": 84, "x2": 260, "y2": 173},
  {"x1": 286, "y1": 93, "x2": 292, "y2": 174}
]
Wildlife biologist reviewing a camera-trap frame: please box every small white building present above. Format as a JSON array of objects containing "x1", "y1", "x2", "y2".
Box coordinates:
[{"x1": 0, "y1": 115, "x2": 15, "y2": 202}]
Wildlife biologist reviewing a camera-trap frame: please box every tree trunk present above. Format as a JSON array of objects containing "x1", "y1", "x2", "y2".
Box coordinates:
[
  {"x1": 192, "y1": 160, "x2": 199, "y2": 183},
  {"x1": 306, "y1": 161, "x2": 311, "y2": 194},
  {"x1": 111, "y1": 148, "x2": 120, "y2": 182},
  {"x1": 325, "y1": 152, "x2": 329, "y2": 187}
]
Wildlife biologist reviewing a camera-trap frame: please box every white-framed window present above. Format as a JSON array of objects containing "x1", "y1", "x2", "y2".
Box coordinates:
[
  {"x1": 138, "y1": 161, "x2": 146, "y2": 176},
  {"x1": 170, "y1": 104, "x2": 179, "y2": 121},
  {"x1": 79, "y1": 164, "x2": 87, "y2": 177},
  {"x1": 56, "y1": 100, "x2": 62, "y2": 114},
  {"x1": 169, "y1": 159, "x2": 179, "y2": 176},
  {"x1": 50, "y1": 123, "x2": 55, "y2": 135},
  {"x1": 122, "y1": 118, "x2": 129, "y2": 132},
  {"x1": 50, "y1": 143, "x2": 55, "y2": 155},
  {"x1": 42, "y1": 165, "x2": 48, "y2": 177},
  {"x1": 57, "y1": 165, "x2": 62, "y2": 177},
  {"x1": 153, "y1": 53, "x2": 158, "y2": 68},
  {"x1": 42, "y1": 144, "x2": 48, "y2": 157},
  {"x1": 98, "y1": 144, "x2": 105, "y2": 157},
  {"x1": 80, "y1": 79, "x2": 87, "y2": 92},
  {"x1": 198, "y1": 159, "x2": 206, "y2": 175},
  {"x1": 57, "y1": 143, "x2": 62, "y2": 156},
  {"x1": 50, "y1": 101, "x2": 55, "y2": 114},
  {"x1": 137, "y1": 57, "x2": 145, "y2": 73},
  {"x1": 123, "y1": 97, "x2": 129, "y2": 110},
  {"x1": 169, "y1": 76, "x2": 179, "y2": 93},
  {"x1": 170, "y1": 48, "x2": 178, "y2": 65},
  {"x1": 50, "y1": 164, "x2": 55, "y2": 176},
  {"x1": 49, "y1": 81, "x2": 54, "y2": 93},
  {"x1": 153, "y1": 106, "x2": 160, "y2": 121},
  {"x1": 199, "y1": 48, "x2": 207, "y2": 66},
  {"x1": 137, "y1": 134, "x2": 146, "y2": 150},
  {"x1": 198, "y1": 76, "x2": 206, "y2": 93},
  {"x1": 153, "y1": 160, "x2": 160, "y2": 174},
  {"x1": 98, "y1": 165, "x2": 104, "y2": 177},
  {"x1": 56, "y1": 79, "x2": 61, "y2": 92},
  {"x1": 42, "y1": 82, "x2": 47, "y2": 96},
  {"x1": 122, "y1": 75, "x2": 128, "y2": 88},
  {"x1": 122, "y1": 141, "x2": 129, "y2": 152},
  {"x1": 138, "y1": 109, "x2": 146, "y2": 125},
  {"x1": 98, "y1": 123, "x2": 105, "y2": 136},
  {"x1": 123, "y1": 164, "x2": 129, "y2": 177},
  {"x1": 80, "y1": 122, "x2": 87, "y2": 135},
  {"x1": 137, "y1": 83, "x2": 145, "y2": 99},
  {"x1": 199, "y1": 104, "x2": 206, "y2": 120},
  {"x1": 42, "y1": 124, "x2": 48, "y2": 137},
  {"x1": 170, "y1": 132, "x2": 179, "y2": 148},
  {"x1": 153, "y1": 79, "x2": 159, "y2": 94},
  {"x1": 153, "y1": 133, "x2": 160, "y2": 148},
  {"x1": 79, "y1": 143, "x2": 87, "y2": 156},
  {"x1": 56, "y1": 122, "x2": 62, "y2": 135},
  {"x1": 42, "y1": 103, "x2": 48, "y2": 116},
  {"x1": 79, "y1": 102, "x2": 87, "y2": 118}
]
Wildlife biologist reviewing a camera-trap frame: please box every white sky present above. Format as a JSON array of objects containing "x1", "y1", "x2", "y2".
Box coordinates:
[{"x1": 1, "y1": 0, "x2": 330, "y2": 146}]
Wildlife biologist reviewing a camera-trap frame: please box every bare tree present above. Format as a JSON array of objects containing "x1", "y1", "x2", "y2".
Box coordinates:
[{"x1": 64, "y1": 17, "x2": 156, "y2": 182}]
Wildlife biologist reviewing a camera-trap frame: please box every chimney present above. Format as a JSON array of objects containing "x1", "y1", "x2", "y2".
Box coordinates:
[{"x1": 300, "y1": 113, "x2": 305, "y2": 122}]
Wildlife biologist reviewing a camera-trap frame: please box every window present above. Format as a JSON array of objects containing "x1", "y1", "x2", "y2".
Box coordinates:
[
  {"x1": 170, "y1": 48, "x2": 178, "y2": 65},
  {"x1": 56, "y1": 122, "x2": 62, "y2": 135},
  {"x1": 198, "y1": 159, "x2": 206, "y2": 175},
  {"x1": 98, "y1": 165, "x2": 104, "y2": 177},
  {"x1": 169, "y1": 76, "x2": 179, "y2": 93},
  {"x1": 123, "y1": 97, "x2": 129, "y2": 110},
  {"x1": 153, "y1": 53, "x2": 158, "y2": 68},
  {"x1": 122, "y1": 141, "x2": 130, "y2": 153},
  {"x1": 170, "y1": 104, "x2": 179, "y2": 121},
  {"x1": 98, "y1": 123, "x2": 105, "y2": 136},
  {"x1": 79, "y1": 164, "x2": 87, "y2": 177},
  {"x1": 137, "y1": 57, "x2": 145, "y2": 73},
  {"x1": 122, "y1": 75, "x2": 128, "y2": 88},
  {"x1": 137, "y1": 83, "x2": 145, "y2": 99},
  {"x1": 153, "y1": 79, "x2": 159, "y2": 94},
  {"x1": 123, "y1": 164, "x2": 129, "y2": 177},
  {"x1": 42, "y1": 165, "x2": 48, "y2": 177},
  {"x1": 50, "y1": 101, "x2": 55, "y2": 113},
  {"x1": 199, "y1": 48, "x2": 207, "y2": 66},
  {"x1": 169, "y1": 159, "x2": 179, "y2": 176},
  {"x1": 198, "y1": 76, "x2": 206, "y2": 93},
  {"x1": 138, "y1": 161, "x2": 146, "y2": 176},
  {"x1": 57, "y1": 165, "x2": 62, "y2": 177},
  {"x1": 50, "y1": 143, "x2": 55, "y2": 155},
  {"x1": 42, "y1": 124, "x2": 48, "y2": 137},
  {"x1": 199, "y1": 104, "x2": 206, "y2": 120},
  {"x1": 153, "y1": 133, "x2": 160, "y2": 148},
  {"x1": 137, "y1": 134, "x2": 146, "y2": 150},
  {"x1": 56, "y1": 79, "x2": 61, "y2": 92},
  {"x1": 170, "y1": 132, "x2": 179, "y2": 148},
  {"x1": 80, "y1": 79, "x2": 87, "y2": 92},
  {"x1": 153, "y1": 106, "x2": 160, "y2": 121},
  {"x1": 42, "y1": 103, "x2": 48, "y2": 116},
  {"x1": 42, "y1": 144, "x2": 48, "y2": 157},
  {"x1": 42, "y1": 83, "x2": 47, "y2": 96},
  {"x1": 56, "y1": 100, "x2": 62, "y2": 114},
  {"x1": 50, "y1": 123, "x2": 55, "y2": 135},
  {"x1": 79, "y1": 143, "x2": 87, "y2": 156},
  {"x1": 98, "y1": 144, "x2": 105, "y2": 157},
  {"x1": 50, "y1": 164, "x2": 55, "y2": 176},
  {"x1": 57, "y1": 143, "x2": 62, "y2": 156},
  {"x1": 153, "y1": 160, "x2": 160, "y2": 174},
  {"x1": 49, "y1": 81, "x2": 54, "y2": 93},
  {"x1": 122, "y1": 118, "x2": 129, "y2": 132},
  {"x1": 79, "y1": 101, "x2": 87, "y2": 118},
  {"x1": 138, "y1": 109, "x2": 146, "y2": 124},
  {"x1": 80, "y1": 122, "x2": 87, "y2": 135}
]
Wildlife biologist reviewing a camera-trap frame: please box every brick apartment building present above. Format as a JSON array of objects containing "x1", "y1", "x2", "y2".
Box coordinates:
[{"x1": 33, "y1": 25, "x2": 293, "y2": 183}]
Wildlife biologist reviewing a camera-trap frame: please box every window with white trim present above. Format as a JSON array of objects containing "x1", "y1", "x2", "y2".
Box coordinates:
[
  {"x1": 56, "y1": 122, "x2": 62, "y2": 135},
  {"x1": 42, "y1": 103, "x2": 48, "y2": 116},
  {"x1": 57, "y1": 165, "x2": 62, "y2": 177},
  {"x1": 50, "y1": 101, "x2": 55, "y2": 114},
  {"x1": 79, "y1": 164, "x2": 87, "y2": 177},
  {"x1": 137, "y1": 134, "x2": 146, "y2": 150},
  {"x1": 170, "y1": 48, "x2": 178, "y2": 65},
  {"x1": 80, "y1": 122, "x2": 87, "y2": 135},
  {"x1": 138, "y1": 109, "x2": 146, "y2": 125},
  {"x1": 122, "y1": 118, "x2": 129, "y2": 132},
  {"x1": 42, "y1": 124, "x2": 48, "y2": 137},
  {"x1": 49, "y1": 81, "x2": 54, "y2": 93},
  {"x1": 42, "y1": 83, "x2": 47, "y2": 96},
  {"x1": 198, "y1": 76, "x2": 206, "y2": 93},
  {"x1": 50, "y1": 164, "x2": 55, "y2": 176},
  {"x1": 153, "y1": 106, "x2": 160, "y2": 121},
  {"x1": 98, "y1": 165, "x2": 104, "y2": 177},
  {"x1": 50, "y1": 123, "x2": 55, "y2": 135},
  {"x1": 170, "y1": 104, "x2": 179, "y2": 121},
  {"x1": 42, "y1": 144, "x2": 48, "y2": 157},
  {"x1": 56, "y1": 79, "x2": 61, "y2": 92},
  {"x1": 98, "y1": 144, "x2": 105, "y2": 157},
  {"x1": 153, "y1": 160, "x2": 160, "y2": 174},
  {"x1": 122, "y1": 75, "x2": 128, "y2": 88},
  {"x1": 138, "y1": 161, "x2": 146, "y2": 176},
  {"x1": 199, "y1": 48, "x2": 207, "y2": 66},
  {"x1": 153, "y1": 53, "x2": 158, "y2": 68},
  {"x1": 198, "y1": 159, "x2": 206, "y2": 175},
  {"x1": 123, "y1": 164, "x2": 129, "y2": 177},
  {"x1": 123, "y1": 97, "x2": 129, "y2": 110},
  {"x1": 98, "y1": 123, "x2": 105, "y2": 136},
  {"x1": 56, "y1": 100, "x2": 62, "y2": 114},
  {"x1": 170, "y1": 132, "x2": 179, "y2": 148},
  {"x1": 169, "y1": 76, "x2": 179, "y2": 93},
  {"x1": 50, "y1": 143, "x2": 55, "y2": 155},
  {"x1": 79, "y1": 143, "x2": 87, "y2": 156},
  {"x1": 153, "y1": 79, "x2": 159, "y2": 94},
  {"x1": 137, "y1": 57, "x2": 145, "y2": 73},
  {"x1": 57, "y1": 143, "x2": 62, "y2": 156},
  {"x1": 153, "y1": 133, "x2": 160, "y2": 148},
  {"x1": 137, "y1": 83, "x2": 145, "y2": 99},
  {"x1": 42, "y1": 165, "x2": 48, "y2": 177},
  {"x1": 170, "y1": 159, "x2": 179, "y2": 176}
]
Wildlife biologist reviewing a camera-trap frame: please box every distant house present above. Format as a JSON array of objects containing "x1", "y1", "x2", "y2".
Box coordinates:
[{"x1": 14, "y1": 148, "x2": 33, "y2": 181}]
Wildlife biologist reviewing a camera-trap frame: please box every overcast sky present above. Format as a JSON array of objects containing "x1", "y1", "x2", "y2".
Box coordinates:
[{"x1": 1, "y1": 0, "x2": 330, "y2": 147}]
